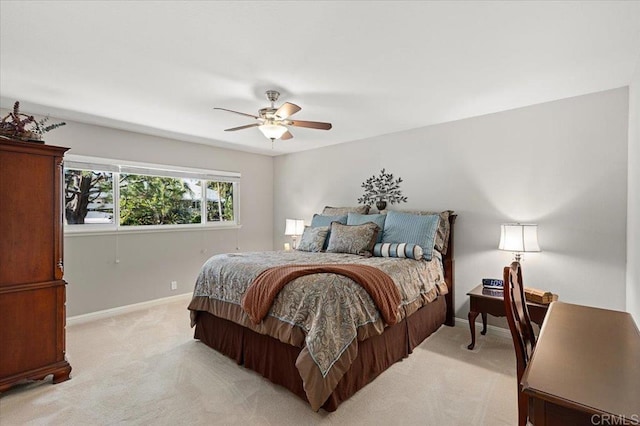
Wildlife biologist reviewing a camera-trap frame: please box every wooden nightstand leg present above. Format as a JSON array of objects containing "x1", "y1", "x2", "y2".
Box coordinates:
[
  {"x1": 481, "y1": 312, "x2": 488, "y2": 335},
  {"x1": 468, "y1": 310, "x2": 479, "y2": 350}
]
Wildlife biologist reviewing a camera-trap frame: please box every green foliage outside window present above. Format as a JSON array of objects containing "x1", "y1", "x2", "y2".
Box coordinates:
[
  {"x1": 207, "y1": 181, "x2": 234, "y2": 222},
  {"x1": 119, "y1": 174, "x2": 201, "y2": 226},
  {"x1": 64, "y1": 164, "x2": 236, "y2": 228}
]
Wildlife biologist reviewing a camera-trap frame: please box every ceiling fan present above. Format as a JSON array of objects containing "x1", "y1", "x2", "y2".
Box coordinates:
[{"x1": 214, "y1": 90, "x2": 332, "y2": 142}]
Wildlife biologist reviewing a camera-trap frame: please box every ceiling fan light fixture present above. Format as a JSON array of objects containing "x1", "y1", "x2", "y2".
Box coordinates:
[
  {"x1": 215, "y1": 90, "x2": 332, "y2": 141},
  {"x1": 259, "y1": 123, "x2": 288, "y2": 140}
]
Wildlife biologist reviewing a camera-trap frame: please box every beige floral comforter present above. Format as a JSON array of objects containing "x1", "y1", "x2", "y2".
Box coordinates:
[{"x1": 189, "y1": 250, "x2": 446, "y2": 410}]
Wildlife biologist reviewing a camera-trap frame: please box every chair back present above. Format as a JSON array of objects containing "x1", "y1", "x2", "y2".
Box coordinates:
[
  {"x1": 503, "y1": 261, "x2": 536, "y2": 379},
  {"x1": 503, "y1": 261, "x2": 536, "y2": 426}
]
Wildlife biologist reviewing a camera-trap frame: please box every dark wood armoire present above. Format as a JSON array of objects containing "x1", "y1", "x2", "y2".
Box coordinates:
[{"x1": 0, "y1": 137, "x2": 72, "y2": 392}]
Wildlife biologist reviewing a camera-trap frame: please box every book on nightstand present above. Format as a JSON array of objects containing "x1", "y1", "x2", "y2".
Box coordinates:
[{"x1": 524, "y1": 287, "x2": 557, "y2": 304}]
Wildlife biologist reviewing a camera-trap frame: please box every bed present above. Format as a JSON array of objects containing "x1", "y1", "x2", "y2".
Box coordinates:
[{"x1": 188, "y1": 210, "x2": 456, "y2": 411}]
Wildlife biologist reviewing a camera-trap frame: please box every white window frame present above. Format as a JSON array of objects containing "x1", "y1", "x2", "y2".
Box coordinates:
[{"x1": 64, "y1": 154, "x2": 241, "y2": 235}]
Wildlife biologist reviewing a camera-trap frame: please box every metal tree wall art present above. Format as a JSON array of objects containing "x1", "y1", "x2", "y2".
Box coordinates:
[{"x1": 357, "y1": 168, "x2": 408, "y2": 210}]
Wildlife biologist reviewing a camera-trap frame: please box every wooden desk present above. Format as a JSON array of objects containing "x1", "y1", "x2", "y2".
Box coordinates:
[
  {"x1": 466, "y1": 285, "x2": 550, "y2": 350},
  {"x1": 522, "y1": 302, "x2": 640, "y2": 426}
]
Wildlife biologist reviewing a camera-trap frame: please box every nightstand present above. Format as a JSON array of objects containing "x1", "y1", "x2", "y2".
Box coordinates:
[{"x1": 466, "y1": 284, "x2": 552, "y2": 350}]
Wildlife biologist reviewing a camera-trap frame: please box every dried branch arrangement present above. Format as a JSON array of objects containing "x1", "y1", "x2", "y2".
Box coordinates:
[{"x1": 0, "y1": 101, "x2": 66, "y2": 141}]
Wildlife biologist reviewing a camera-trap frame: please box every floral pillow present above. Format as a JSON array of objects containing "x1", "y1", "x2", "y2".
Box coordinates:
[
  {"x1": 296, "y1": 226, "x2": 329, "y2": 252},
  {"x1": 347, "y1": 213, "x2": 386, "y2": 243},
  {"x1": 322, "y1": 205, "x2": 370, "y2": 215},
  {"x1": 325, "y1": 222, "x2": 380, "y2": 256},
  {"x1": 311, "y1": 214, "x2": 348, "y2": 250}
]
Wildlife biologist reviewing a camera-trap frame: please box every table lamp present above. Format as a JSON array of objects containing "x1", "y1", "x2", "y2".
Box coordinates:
[
  {"x1": 498, "y1": 223, "x2": 540, "y2": 261},
  {"x1": 285, "y1": 219, "x2": 305, "y2": 249}
]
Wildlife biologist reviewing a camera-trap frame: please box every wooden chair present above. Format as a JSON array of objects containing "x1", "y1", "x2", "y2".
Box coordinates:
[{"x1": 503, "y1": 261, "x2": 536, "y2": 426}]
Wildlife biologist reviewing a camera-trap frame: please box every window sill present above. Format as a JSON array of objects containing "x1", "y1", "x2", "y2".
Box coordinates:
[{"x1": 64, "y1": 224, "x2": 242, "y2": 237}]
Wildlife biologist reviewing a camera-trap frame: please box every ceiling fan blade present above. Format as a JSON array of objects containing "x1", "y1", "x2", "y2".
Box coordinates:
[
  {"x1": 289, "y1": 120, "x2": 332, "y2": 130},
  {"x1": 214, "y1": 107, "x2": 259, "y2": 119},
  {"x1": 280, "y1": 130, "x2": 294, "y2": 140},
  {"x1": 275, "y1": 102, "x2": 301, "y2": 119},
  {"x1": 224, "y1": 123, "x2": 260, "y2": 132}
]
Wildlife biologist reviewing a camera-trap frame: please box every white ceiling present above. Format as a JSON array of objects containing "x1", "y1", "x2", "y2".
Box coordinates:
[{"x1": 1, "y1": 1, "x2": 640, "y2": 156}]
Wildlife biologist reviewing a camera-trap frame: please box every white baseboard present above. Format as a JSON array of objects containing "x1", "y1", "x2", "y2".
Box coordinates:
[
  {"x1": 67, "y1": 292, "x2": 192, "y2": 326},
  {"x1": 454, "y1": 317, "x2": 511, "y2": 340}
]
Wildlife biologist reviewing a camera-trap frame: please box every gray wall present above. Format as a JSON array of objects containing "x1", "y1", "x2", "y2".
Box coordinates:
[
  {"x1": 274, "y1": 88, "x2": 629, "y2": 320},
  {"x1": 42, "y1": 121, "x2": 274, "y2": 316},
  {"x1": 628, "y1": 56, "x2": 640, "y2": 324}
]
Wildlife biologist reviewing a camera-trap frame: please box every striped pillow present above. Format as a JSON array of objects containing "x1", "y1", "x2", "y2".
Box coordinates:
[
  {"x1": 396, "y1": 210, "x2": 453, "y2": 254},
  {"x1": 381, "y1": 211, "x2": 440, "y2": 260},
  {"x1": 373, "y1": 243, "x2": 424, "y2": 260}
]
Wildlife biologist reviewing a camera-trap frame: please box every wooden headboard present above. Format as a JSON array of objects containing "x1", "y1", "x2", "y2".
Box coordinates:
[{"x1": 442, "y1": 213, "x2": 457, "y2": 326}]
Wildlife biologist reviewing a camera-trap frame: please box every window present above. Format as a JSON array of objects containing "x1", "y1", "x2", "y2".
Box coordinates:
[
  {"x1": 206, "y1": 181, "x2": 234, "y2": 223},
  {"x1": 64, "y1": 156, "x2": 240, "y2": 232},
  {"x1": 119, "y1": 174, "x2": 201, "y2": 226},
  {"x1": 65, "y1": 169, "x2": 114, "y2": 224}
]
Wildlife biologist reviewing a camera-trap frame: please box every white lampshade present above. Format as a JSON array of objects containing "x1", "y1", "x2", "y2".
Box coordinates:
[
  {"x1": 285, "y1": 219, "x2": 305, "y2": 236},
  {"x1": 259, "y1": 124, "x2": 288, "y2": 140},
  {"x1": 499, "y1": 223, "x2": 541, "y2": 254}
]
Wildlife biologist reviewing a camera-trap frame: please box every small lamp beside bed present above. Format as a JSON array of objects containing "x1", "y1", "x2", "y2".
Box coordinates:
[
  {"x1": 285, "y1": 218, "x2": 305, "y2": 250},
  {"x1": 498, "y1": 223, "x2": 540, "y2": 261}
]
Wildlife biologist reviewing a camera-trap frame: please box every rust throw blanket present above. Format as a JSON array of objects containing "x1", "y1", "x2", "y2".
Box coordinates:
[{"x1": 241, "y1": 264, "x2": 401, "y2": 326}]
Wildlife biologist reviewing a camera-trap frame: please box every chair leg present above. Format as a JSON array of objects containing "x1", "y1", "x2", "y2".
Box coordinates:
[{"x1": 518, "y1": 390, "x2": 529, "y2": 426}]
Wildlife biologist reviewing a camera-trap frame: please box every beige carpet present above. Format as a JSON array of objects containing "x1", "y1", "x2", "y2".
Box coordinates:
[{"x1": 0, "y1": 298, "x2": 517, "y2": 425}]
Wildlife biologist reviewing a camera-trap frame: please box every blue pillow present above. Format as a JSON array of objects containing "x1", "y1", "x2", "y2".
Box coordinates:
[
  {"x1": 347, "y1": 213, "x2": 386, "y2": 243},
  {"x1": 311, "y1": 214, "x2": 347, "y2": 228},
  {"x1": 311, "y1": 214, "x2": 348, "y2": 249},
  {"x1": 373, "y1": 243, "x2": 424, "y2": 260},
  {"x1": 381, "y1": 211, "x2": 440, "y2": 260}
]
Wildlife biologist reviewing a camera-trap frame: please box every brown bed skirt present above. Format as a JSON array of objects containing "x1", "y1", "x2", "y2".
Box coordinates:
[{"x1": 193, "y1": 295, "x2": 447, "y2": 411}]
